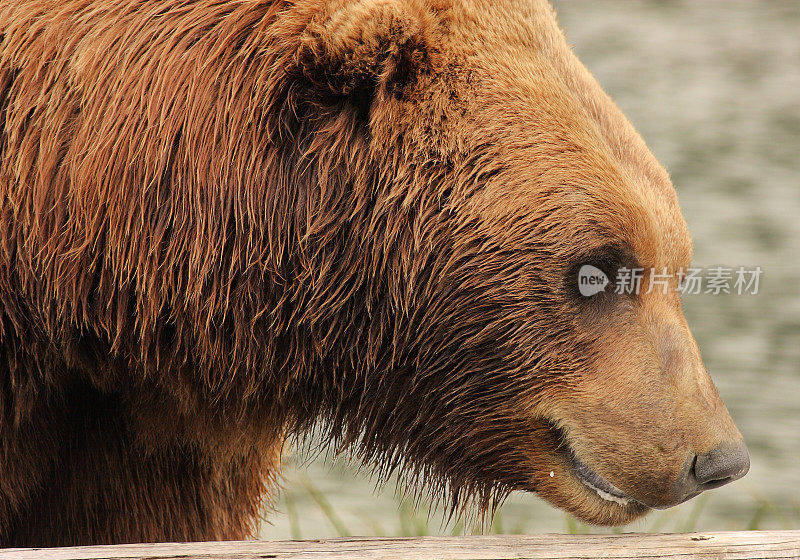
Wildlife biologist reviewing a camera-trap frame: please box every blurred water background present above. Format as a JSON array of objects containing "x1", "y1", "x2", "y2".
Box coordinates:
[{"x1": 260, "y1": 1, "x2": 800, "y2": 538}]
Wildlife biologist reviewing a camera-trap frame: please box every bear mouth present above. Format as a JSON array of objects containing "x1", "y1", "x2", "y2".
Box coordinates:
[
  {"x1": 567, "y1": 448, "x2": 636, "y2": 506},
  {"x1": 550, "y1": 423, "x2": 642, "y2": 508}
]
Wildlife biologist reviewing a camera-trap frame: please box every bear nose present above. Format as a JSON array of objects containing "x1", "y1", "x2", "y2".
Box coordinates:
[
  {"x1": 669, "y1": 441, "x2": 750, "y2": 507},
  {"x1": 693, "y1": 441, "x2": 750, "y2": 489}
]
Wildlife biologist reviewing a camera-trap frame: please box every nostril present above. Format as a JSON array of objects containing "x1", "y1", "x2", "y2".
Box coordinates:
[{"x1": 693, "y1": 441, "x2": 750, "y2": 488}]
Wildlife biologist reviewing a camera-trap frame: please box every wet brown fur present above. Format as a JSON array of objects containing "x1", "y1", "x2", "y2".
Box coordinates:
[{"x1": 0, "y1": 0, "x2": 743, "y2": 546}]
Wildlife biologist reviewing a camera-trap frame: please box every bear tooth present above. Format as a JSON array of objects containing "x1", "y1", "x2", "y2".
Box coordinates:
[{"x1": 580, "y1": 479, "x2": 631, "y2": 506}]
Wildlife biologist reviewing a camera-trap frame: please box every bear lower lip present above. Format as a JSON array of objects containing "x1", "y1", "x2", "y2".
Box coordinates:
[
  {"x1": 570, "y1": 454, "x2": 634, "y2": 505},
  {"x1": 545, "y1": 421, "x2": 638, "y2": 506}
]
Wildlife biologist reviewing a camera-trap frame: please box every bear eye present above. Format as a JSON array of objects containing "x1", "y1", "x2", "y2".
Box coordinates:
[{"x1": 568, "y1": 244, "x2": 638, "y2": 301}]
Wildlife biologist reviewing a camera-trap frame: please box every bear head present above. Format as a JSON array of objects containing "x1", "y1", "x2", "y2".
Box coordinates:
[{"x1": 266, "y1": 0, "x2": 749, "y2": 525}]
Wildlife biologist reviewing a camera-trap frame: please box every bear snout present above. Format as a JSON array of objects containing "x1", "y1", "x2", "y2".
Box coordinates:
[{"x1": 648, "y1": 441, "x2": 751, "y2": 509}]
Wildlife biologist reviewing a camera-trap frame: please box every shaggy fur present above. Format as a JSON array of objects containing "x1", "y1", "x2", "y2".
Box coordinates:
[{"x1": 0, "y1": 0, "x2": 744, "y2": 546}]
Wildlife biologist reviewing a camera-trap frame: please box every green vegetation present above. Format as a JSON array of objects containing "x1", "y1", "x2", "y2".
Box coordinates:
[{"x1": 274, "y1": 475, "x2": 789, "y2": 539}]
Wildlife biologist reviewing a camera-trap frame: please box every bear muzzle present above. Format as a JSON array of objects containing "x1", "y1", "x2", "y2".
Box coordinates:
[
  {"x1": 561, "y1": 437, "x2": 750, "y2": 513},
  {"x1": 659, "y1": 440, "x2": 751, "y2": 509}
]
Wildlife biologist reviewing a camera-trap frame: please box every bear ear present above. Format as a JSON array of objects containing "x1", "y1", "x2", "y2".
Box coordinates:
[{"x1": 295, "y1": 0, "x2": 433, "y2": 111}]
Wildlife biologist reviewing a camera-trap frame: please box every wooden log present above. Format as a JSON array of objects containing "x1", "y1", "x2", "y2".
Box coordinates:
[{"x1": 1, "y1": 531, "x2": 798, "y2": 560}]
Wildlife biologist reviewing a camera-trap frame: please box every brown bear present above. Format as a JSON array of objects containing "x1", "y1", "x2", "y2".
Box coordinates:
[{"x1": 0, "y1": 0, "x2": 749, "y2": 547}]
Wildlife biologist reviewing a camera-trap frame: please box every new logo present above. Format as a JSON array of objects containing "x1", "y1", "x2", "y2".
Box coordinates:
[{"x1": 578, "y1": 264, "x2": 609, "y2": 297}]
